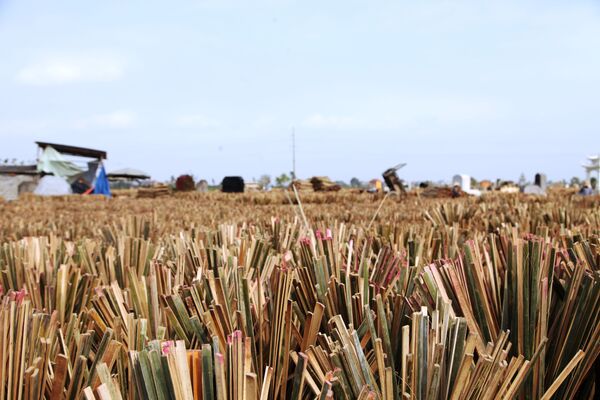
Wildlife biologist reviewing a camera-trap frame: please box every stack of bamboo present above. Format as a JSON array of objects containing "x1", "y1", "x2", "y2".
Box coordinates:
[
  {"x1": 290, "y1": 180, "x2": 313, "y2": 192},
  {"x1": 310, "y1": 177, "x2": 341, "y2": 192},
  {"x1": 420, "y1": 187, "x2": 464, "y2": 198},
  {"x1": 0, "y1": 192, "x2": 598, "y2": 399},
  {"x1": 137, "y1": 185, "x2": 171, "y2": 198}
]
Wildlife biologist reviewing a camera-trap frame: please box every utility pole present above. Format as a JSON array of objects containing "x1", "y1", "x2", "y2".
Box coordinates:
[{"x1": 292, "y1": 127, "x2": 296, "y2": 180}]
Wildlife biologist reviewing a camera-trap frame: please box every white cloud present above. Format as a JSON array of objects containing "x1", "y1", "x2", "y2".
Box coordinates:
[
  {"x1": 74, "y1": 111, "x2": 136, "y2": 129},
  {"x1": 16, "y1": 55, "x2": 124, "y2": 85},
  {"x1": 175, "y1": 114, "x2": 220, "y2": 128}
]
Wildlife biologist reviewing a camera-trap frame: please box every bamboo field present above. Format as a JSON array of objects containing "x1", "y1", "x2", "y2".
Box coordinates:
[{"x1": 0, "y1": 190, "x2": 598, "y2": 399}]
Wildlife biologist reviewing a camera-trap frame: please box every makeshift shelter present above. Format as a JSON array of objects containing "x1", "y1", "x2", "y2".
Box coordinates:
[{"x1": 35, "y1": 141, "x2": 110, "y2": 197}]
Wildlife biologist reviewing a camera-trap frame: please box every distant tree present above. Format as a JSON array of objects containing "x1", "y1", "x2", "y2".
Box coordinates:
[
  {"x1": 258, "y1": 174, "x2": 271, "y2": 190},
  {"x1": 591, "y1": 177, "x2": 598, "y2": 190},
  {"x1": 470, "y1": 177, "x2": 478, "y2": 188},
  {"x1": 335, "y1": 180, "x2": 349, "y2": 188},
  {"x1": 275, "y1": 173, "x2": 290, "y2": 187},
  {"x1": 570, "y1": 177, "x2": 581, "y2": 187},
  {"x1": 350, "y1": 177, "x2": 362, "y2": 188}
]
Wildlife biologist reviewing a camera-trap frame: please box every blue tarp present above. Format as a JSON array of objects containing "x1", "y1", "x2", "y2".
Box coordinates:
[{"x1": 93, "y1": 165, "x2": 112, "y2": 197}]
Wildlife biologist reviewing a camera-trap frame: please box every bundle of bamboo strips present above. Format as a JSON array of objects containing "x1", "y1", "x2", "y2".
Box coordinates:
[
  {"x1": 137, "y1": 185, "x2": 171, "y2": 199},
  {"x1": 0, "y1": 193, "x2": 598, "y2": 399},
  {"x1": 310, "y1": 177, "x2": 341, "y2": 192}
]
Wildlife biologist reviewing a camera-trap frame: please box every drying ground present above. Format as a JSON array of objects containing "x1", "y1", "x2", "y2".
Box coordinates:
[{"x1": 0, "y1": 191, "x2": 598, "y2": 399}]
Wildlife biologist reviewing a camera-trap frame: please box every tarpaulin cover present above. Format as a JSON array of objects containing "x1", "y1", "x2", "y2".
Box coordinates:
[
  {"x1": 37, "y1": 146, "x2": 83, "y2": 179},
  {"x1": 93, "y1": 164, "x2": 111, "y2": 197},
  {"x1": 70, "y1": 160, "x2": 100, "y2": 186},
  {"x1": 33, "y1": 175, "x2": 72, "y2": 196}
]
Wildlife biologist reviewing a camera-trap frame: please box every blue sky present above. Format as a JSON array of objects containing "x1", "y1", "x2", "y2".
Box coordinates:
[{"x1": 0, "y1": 0, "x2": 599, "y2": 183}]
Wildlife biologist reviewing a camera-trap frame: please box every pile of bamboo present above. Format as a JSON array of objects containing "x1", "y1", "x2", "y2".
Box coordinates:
[
  {"x1": 290, "y1": 180, "x2": 313, "y2": 192},
  {"x1": 420, "y1": 187, "x2": 464, "y2": 198},
  {"x1": 0, "y1": 192, "x2": 598, "y2": 399},
  {"x1": 137, "y1": 185, "x2": 171, "y2": 198},
  {"x1": 310, "y1": 177, "x2": 341, "y2": 192}
]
